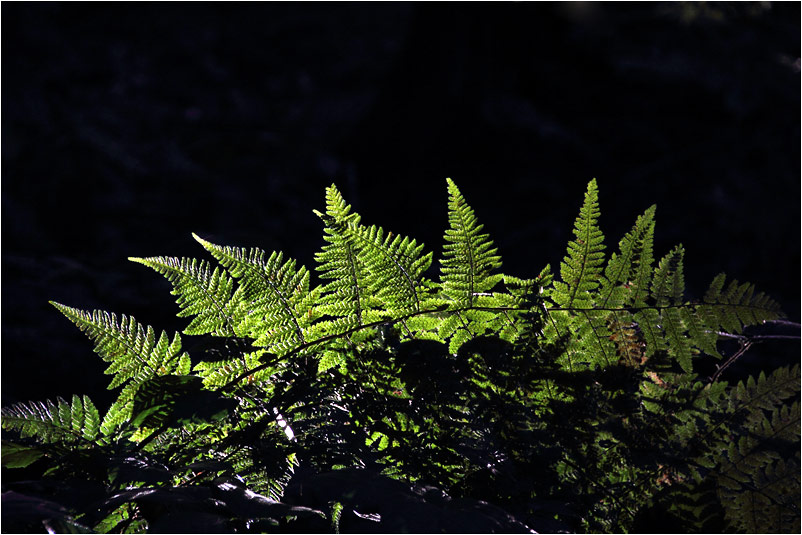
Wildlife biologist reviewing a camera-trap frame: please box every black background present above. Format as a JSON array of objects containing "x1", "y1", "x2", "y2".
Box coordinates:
[{"x1": 3, "y1": 2, "x2": 800, "y2": 409}]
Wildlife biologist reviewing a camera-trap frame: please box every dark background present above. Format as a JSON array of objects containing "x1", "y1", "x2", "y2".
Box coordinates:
[{"x1": 3, "y1": 2, "x2": 800, "y2": 409}]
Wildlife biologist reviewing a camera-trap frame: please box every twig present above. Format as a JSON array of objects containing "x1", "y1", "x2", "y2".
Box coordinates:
[{"x1": 709, "y1": 339, "x2": 753, "y2": 383}]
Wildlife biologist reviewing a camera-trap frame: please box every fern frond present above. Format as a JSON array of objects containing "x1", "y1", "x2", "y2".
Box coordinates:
[
  {"x1": 1, "y1": 395, "x2": 100, "y2": 444},
  {"x1": 50, "y1": 302, "x2": 188, "y2": 434},
  {"x1": 193, "y1": 235, "x2": 321, "y2": 353},
  {"x1": 651, "y1": 246, "x2": 694, "y2": 371},
  {"x1": 440, "y1": 178, "x2": 503, "y2": 308},
  {"x1": 129, "y1": 256, "x2": 243, "y2": 336},
  {"x1": 553, "y1": 178, "x2": 606, "y2": 310},
  {"x1": 313, "y1": 185, "x2": 383, "y2": 329},
  {"x1": 51, "y1": 302, "x2": 186, "y2": 389},
  {"x1": 345, "y1": 222, "x2": 433, "y2": 315},
  {"x1": 727, "y1": 364, "x2": 801, "y2": 416},
  {"x1": 723, "y1": 454, "x2": 800, "y2": 534},
  {"x1": 599, "y1": 205, "x2": 656, "y2": 309},
  {"x1": 700, "y1": 273, "x2": 784, "y2": 334},
  {"x1": 716, "y1": 401, "x2": 801, "y2": 533},
  {"x1": 574, "y1": 308, "x2": 617, "y2": 368}
]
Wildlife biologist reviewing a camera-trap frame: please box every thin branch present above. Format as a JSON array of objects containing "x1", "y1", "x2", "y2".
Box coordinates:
[
  {"x1": 709, "y1": 339, "x2": 753, "y2": 384},
  {"x1": 714, "y1": 332, "x2": 800, "y2": 342}
]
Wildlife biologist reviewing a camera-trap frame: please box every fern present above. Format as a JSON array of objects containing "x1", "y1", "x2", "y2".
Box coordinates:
[
  {"x1": 193, "y1": 234, "x2": 322, "y2": 353},
  {"x1": 313, "y1": 185, "x2": 374, "y2": 327},
  {"x1": 599, "y1": 204, "x2": 656, "y2": 309},
  {"x1": 345, "y1": 221, "x2": 433, "y2": 316},
  {"x1": 128, "y1": 256, "x2": 243, "y2": 337},
  {"x1": 440, "y1": 177, "x2": 503, "y2": 308},
  {"x1": 552, "y1": 178, "x2": 606, "y2": 311},
  {"x1": 49, "y1": 302, "x2": 190, "y2": 435},
  {"x1": 2, "y1": 395, "x2": 100, "y2": 444},
  {"x1": 3, "y1": 177, "x2": 797, "y2": 534}
]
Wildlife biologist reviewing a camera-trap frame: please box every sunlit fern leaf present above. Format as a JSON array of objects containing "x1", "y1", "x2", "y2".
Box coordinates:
[
  {"x1": 651, "y1": 245, "x2": 685, "y2": 308},
  {"x1": 1, "y1": 395, "x2": 100, "y2": 444},
  {"x1": 405, "y1": 314, "x2": 443, "y2": 341},
  {"x1": 545, "y1": 180, "x2": 611, "y2": 370},
  {"x1": 574, "y1": 308, "x2": 617, "y2": 368},
  {"x1": 103, "y1": 380, "x2": 146, "y2": 436},
  {"x1": 599, "y1": 205, "x2": 656, "y2": 309},
  {"x1": 50, "y1": 302, "x2": 187, "y2": 434},
  {"x1": 193, "y1": 234, "x2": 321, "y2": 353},
  {"x1": 129, "y1": 256, "x2": 243, "y2": 337},
  {"x1": 313, "y1": 184, "x2": 381, "y2": 330},
  {"x1": 50, "y1": 302, "x2": 184, "y2": 388},
  {"x1": 440, "y1": 177, "x2": 503, "y2": 308},
  {"x1": 680, "y1": 306, "x2": 720, "y2": 358},
  {"x1": 553, "y1": 178, "x2": 606, "y2": 310},
  {"x1": 344, "y1": 222, "x2": 433, "y2": 315},
  {"x1": 318, "y1": 350, "x2": 347, "y2": 374}
]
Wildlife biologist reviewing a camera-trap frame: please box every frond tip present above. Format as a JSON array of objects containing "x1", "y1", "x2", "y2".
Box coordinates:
[
  {"x1": 129, "y1": 255, "x2": 242, "y2": 336},
  {"x1": 553, "y1": 178, "x2": 606, "y2": 310},
  {"x1": 440, "y1": 178, "x2": 503, "y2": 307}
]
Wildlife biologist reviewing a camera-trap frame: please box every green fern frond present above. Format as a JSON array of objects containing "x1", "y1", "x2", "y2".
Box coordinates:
[
  {"x1": 313, "y1": 185, "x2": 383, "y2": 329},
  {"x1": 700, "y1": 273, "x2": 784, "y2": 334},
  {"x1": 721, "y1": 454, "x2": 800, "y2": 534},
  {"x1": 651, "y1": 246, "x2": 694, "y2": 371},
  {"x1": 50, "y1": 302, "x2": 186, "y2": 389},
  {"x1": 193, "y1": 234, "x2": 321, "y2": 353},
  {"x1": 599, "y1": 205, "x2": 656, "y2": 309},
  {"x1": 553, "y1": 178, "x2": 606, "y2": 310},
  {"x1": 129, "y1": 256, "x2": 243, "y2": 336},
  {"x1": 650, "y1": 245, "x2": 685, "y2": 307},
  {"x1": 432, "y1": 180, "x2": 522, "y2": 353},
  {"x1": 345, "y1": 222, "x2": 433, "y2": 315},
  {"x1": 440, "y1": 177, "x2": 503, "y2": 308},
  {"x1": 727, "y1": 364, "x2": 801, "y2": 416},
  {"x1": 1, "y1": 395, "x2": 100, "y2": 444},
  {"x1": 50, "y1": 302, "x2": 188, "y2": 434}
]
